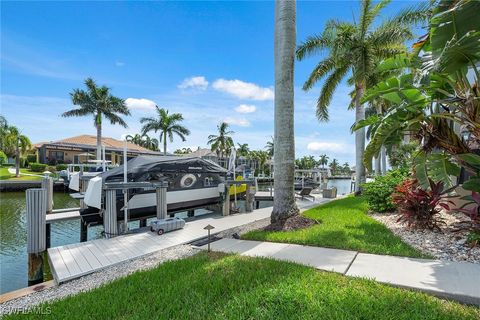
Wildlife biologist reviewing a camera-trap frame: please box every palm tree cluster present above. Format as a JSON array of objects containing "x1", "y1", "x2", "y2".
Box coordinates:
[
  {"x1": 297, "y1": 0, "x2": 429, "y2": 190},
  {"x1": 0, "y1": 116, "x2": 32, "y2": 177},
  {"x1": 174, "y1": 147, "x2": 193, "y2": 155},
  {"x1": 125, "y1": 133, "x2": 159, "y2": 151}
]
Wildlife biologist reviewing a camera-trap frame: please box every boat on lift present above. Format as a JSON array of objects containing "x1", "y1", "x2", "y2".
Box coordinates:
[{"x1": 80, "y1": 156, "x2": 229, "y2": 224}]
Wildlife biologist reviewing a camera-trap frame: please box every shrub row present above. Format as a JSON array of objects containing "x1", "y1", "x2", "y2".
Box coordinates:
[
  {"x1": 361, "y1": 169, "x2": 408, "y2": 213},
  {"x1": 30, "y1": 163, "x2": 47, "y2": 172}
]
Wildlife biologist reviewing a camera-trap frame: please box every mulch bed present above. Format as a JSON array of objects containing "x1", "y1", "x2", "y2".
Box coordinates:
[{"x1": 263, "y1": 214, "x2": 320, "y2": 232}]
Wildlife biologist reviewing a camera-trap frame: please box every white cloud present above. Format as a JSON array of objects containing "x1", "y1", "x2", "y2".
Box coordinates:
[
  {"x1": 307, "y1": 142, "x2": 349, "y2": 153},
  {"x1": 235, "y1": 104, "x2": 256, "y2": 114},
  {"x1": 115, "y1": 61, "x2": 125, "y2": 67},
  {"x1": 224, "y1": 117, "x2": 250, "y2": 127},
  {"x1": 178, "y1": 76, "x2": 209, "y2": 90},
  {"x1": 125, "y1": 98, "x2": 156, "y2": 111},
  {"x1": 212, "y1": 79, "x2": 274, "y2": 100}
]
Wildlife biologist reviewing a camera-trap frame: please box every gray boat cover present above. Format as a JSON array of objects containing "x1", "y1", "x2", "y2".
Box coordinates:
[{"x1": 100, "y1": 156, "x2": 227, "y2": 181}]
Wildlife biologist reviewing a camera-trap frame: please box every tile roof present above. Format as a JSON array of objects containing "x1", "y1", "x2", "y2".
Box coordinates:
[{"x1": 35, "y1": 135, "x2": 161, "y2": 154}]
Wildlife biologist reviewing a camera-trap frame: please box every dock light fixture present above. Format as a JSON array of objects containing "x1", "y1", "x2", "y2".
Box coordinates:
[
  {"x1": 43, "y1": 171, "x2": 52, "y2": 178},
  {"x1": 203, "y1": 224, "x2": 215, "y2": 252}
]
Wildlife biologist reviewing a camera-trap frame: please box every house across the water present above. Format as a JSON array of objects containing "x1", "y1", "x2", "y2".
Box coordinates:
[{"x1": 34, "y1": 135, "x2": 162, "y2": 165}]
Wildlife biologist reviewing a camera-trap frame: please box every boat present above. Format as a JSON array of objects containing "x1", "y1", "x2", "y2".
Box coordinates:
[{"x1": 80, "y1": 156, "x2": 228, "y2": 224}]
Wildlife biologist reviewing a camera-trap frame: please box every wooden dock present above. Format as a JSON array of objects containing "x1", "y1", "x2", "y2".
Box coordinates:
[
  {"x1": 48, "y1": 207, "x2": 272, "y2": 283},
  {"x1": 46, "y1": 208, "x2": 81, "y2": 224}
]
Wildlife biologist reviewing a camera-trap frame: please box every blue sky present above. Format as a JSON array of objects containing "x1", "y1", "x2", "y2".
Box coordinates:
[{"x1": 1, "y1": 1, "x2": 422, "y2": 165}]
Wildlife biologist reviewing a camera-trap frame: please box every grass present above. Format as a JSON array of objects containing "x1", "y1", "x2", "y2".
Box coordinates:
[
  {"x1": 243, "y1": 196, "x2": 428, "y2": 258},
  {"x1": 6, "y1": 252, "x2": 478, "y2": 319},
  {"x1": 0, "y1": 166, "x2": 45, "y2": 181}
]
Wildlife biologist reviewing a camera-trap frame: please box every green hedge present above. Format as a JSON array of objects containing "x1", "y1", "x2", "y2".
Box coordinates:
[
  {"x1": 30, "y1": 163, "x2": 47, "y2": 172},
  {"x1": 56, "y1": 164, "x2": 68, "y2": 171},
  {"x1": 361, "y1": 169, "x2": 408, "y2": 213}
]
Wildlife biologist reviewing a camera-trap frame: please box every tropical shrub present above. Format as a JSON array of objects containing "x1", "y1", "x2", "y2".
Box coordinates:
[
  {"x1": 30, "y1": 163, "x2": 47, "y2": 172},
  {"x1": 56, "y1": 164, "x2": 68, "y2": 171},
  {"x1": 26, "y1": 154, "x2": 37, "y2": 164},
  {"x1": 392, "y1": 179, "x2": 453, "y2": 231},
  {"x1": 452, "y1": 191, "x2": 480, "y2": 246},
  {"x1": 361, "y1": 169, "x2": 408, "y2": 213},
  {"x1": 0, "y1": 151, "x2": 7, "y2": 165}
]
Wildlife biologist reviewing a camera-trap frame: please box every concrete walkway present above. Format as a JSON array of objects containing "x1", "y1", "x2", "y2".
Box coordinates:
[{"x1": 200, "y1": 239, "x2": 480, "y2": 306}]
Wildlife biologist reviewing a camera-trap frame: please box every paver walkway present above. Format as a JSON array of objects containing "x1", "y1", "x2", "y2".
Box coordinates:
[{"x1": 200, "y1": 238, "x2": 480, "y2": 306}]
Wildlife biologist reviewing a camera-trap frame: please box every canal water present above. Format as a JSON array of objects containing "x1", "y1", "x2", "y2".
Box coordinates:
[{"x1": 0, "y1": 179, "x2": 351, "y2": 294}]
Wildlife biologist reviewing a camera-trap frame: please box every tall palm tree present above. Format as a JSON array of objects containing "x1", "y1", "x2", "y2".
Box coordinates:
[
  {"x1": 236, "y1": 143, "x2": 250, "y2": 157},
  {"x1": 265, "y1": 136, "x2": 274, "y2": 157},
  {"x1": 207, "y1": 122, "x2": 234, "y2": 165},
  {"x1": 4, "y1": 126, "x2": 31, "y2": 177},
  {"x1": 318, "y1": 154, "x2": 329, "y2": 169},
  {"x1": 296, "y1": 0, "x2": 426, "y2": 191},
  {"x1": 62, "y1": 78, "x2": 130, "y2": 160},
  {"x1": 342, "y1": 162, "x2": 351, "y2": 175},
  {"x1": 140, "y1": 106, "x2": 190, "y2": 156},
  {"x1": 272, "y1": 0, "x2": 298, "y2": 223},
  {"x1": 142, "y1": 135, "x2": 159, "y2": 151},
  {"x1": 329, "y1": 159, "x2": 339, "y2": 176}
]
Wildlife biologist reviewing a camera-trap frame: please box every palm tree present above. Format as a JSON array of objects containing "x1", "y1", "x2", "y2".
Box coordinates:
[
  {"x1": 265, "y1": 137, "x2": 274, "y2": 157},
  {"x1": 140, "y1": 106, "x2": 190, "y2": 156},
  {"x1": 318, "y1": 154, "x2": 329, "y2": 169},
  {"x1": 207, "y1": 122, "x2": 234, "y2": 165},
  {"x1": 272, "y1": 0, "x2": 298, "y2": 223},
  {"x1": 236, "y1": 143, "x2": 250, "y2": 157},
  {"x1": 296, "y1": 0, "x2": 426, "y2": 191},
  {"x1": 62, "y1": 78, "x2": 130, "y2": 160},
  {"x1": 126, "y1": 133, "x2": 144, "y2": 145},
  {"x1": 329, "y1": 159, "x2": 339, "y2": 176},
  {"x1": 4, "y1": 126, "x2": 31, "y2": 177},
  {"x1": 342, "y1": 162, "x2": 351, "y2": 175}
]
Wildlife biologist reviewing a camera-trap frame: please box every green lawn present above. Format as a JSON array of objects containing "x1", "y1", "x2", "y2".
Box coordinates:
[
  {"x1": 6, "y1": 253, "x2": 478, "y2": 319},
  {"x1": 0, "y1": 166, "x2": 45, "y2": 181},
  {"x1": 243, "y1": 196, "x2": 427, "y2": 258}
]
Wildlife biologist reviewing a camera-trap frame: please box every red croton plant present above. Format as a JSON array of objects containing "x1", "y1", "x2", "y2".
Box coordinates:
[{"x1": 392, "y1": 178, "x2": 454, "y2": 231}]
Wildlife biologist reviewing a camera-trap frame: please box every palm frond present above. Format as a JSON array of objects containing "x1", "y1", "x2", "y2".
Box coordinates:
[
  {"x1": 317, "y1": 64, "x2": 350, "y2": 121},
  {"x1": 302, "y1": 56, "x2": 337, "y2": 91}
]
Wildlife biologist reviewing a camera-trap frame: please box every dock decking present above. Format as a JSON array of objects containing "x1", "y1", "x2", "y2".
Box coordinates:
[{"x1": 48, "y1": 195, "x2": 333, "y2": 284}]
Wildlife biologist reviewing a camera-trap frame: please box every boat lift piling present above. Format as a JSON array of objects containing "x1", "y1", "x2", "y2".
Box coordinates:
[
  {"x1": 102, "y1": 181, "x2": 168, "y2": 238},
  {"x1": 26, "y1": 188, "x2": 47, "y2": 286},
  {"x1": 41, "y1": 177, "x2": 53, "y2": 248}
]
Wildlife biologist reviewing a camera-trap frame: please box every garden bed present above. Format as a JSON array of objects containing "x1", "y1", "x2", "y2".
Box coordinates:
[{"x1": 371, "y1": 211, "x2": 480, "y2": 264}]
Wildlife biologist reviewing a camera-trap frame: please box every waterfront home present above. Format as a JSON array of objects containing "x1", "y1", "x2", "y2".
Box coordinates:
[{"x1": 34, "y1": 135, "x2": 162, "y2": 165}]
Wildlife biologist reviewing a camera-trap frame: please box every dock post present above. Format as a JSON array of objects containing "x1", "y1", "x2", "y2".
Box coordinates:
[
  {"x1": 26, "y1": 188, "x2": 47, "y2": 286},
  {"x1": 222, "y1": 183, "x2": 231, "y2": 216},
  {"x1": 79, "y1": 178, "x2": 88, "y2": 209},
  {"x1": 42, "y1": 177, "x2": 53, "y2": 248},
  {"x1": 245, "y1": 184, "x2": 253, "y2": 212},
  {"x1": 104, "y1": 189, "x2": 118, "y2": 238},
  {"x1": 80, "y1": 221, "x2": 88, "y2": 242},
  {"x1": 156, "y1": 184, "x2": 167, "y2": 220},
  {"x1": 187, "y1": 209, "x2": 195, "y2": 217}
]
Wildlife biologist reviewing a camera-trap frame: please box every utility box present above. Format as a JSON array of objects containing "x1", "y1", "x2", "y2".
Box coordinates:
[
  {"x1": 322, "y1": 187, "x2": 337, "y2": 199},
  {"x1": 150, "y1": 217, "x2": 185, "y2": 235}
]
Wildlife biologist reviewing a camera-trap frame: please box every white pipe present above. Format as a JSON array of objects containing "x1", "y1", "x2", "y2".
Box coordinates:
[
  {"x1": 102, "y1": 145, "x2": 106, "y2": 172},
  {"x1": 123, "y1": 140, "x2": 128, "y2": 231}
]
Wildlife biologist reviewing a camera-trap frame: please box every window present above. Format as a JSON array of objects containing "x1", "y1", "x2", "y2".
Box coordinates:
[{"x1": 49, "y1": 151, "x2": 64, "y2": 162}]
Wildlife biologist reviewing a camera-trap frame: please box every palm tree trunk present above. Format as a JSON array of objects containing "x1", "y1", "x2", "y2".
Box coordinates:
[
  {"x1": 272, "y1": 0, "x2": 298, "y2": 223},
  {"x1": 354, "y1": 83, "x2": 366, "y2": 191},
  {"x1": 15, "y1": 141, "x2": 20, "y2": 177},
  {"x1": 381, "y1": 146, "x2": 387, "y2": 175},
  {"x1": 96, "y1": 122, "x2": 102, "y2": 161},
  {"x1": 163, "y1": 131, "x2": 167, "y2": 156},
  {"x1": 374, "y1": 155, "x2": 381, "y2": 176}
]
